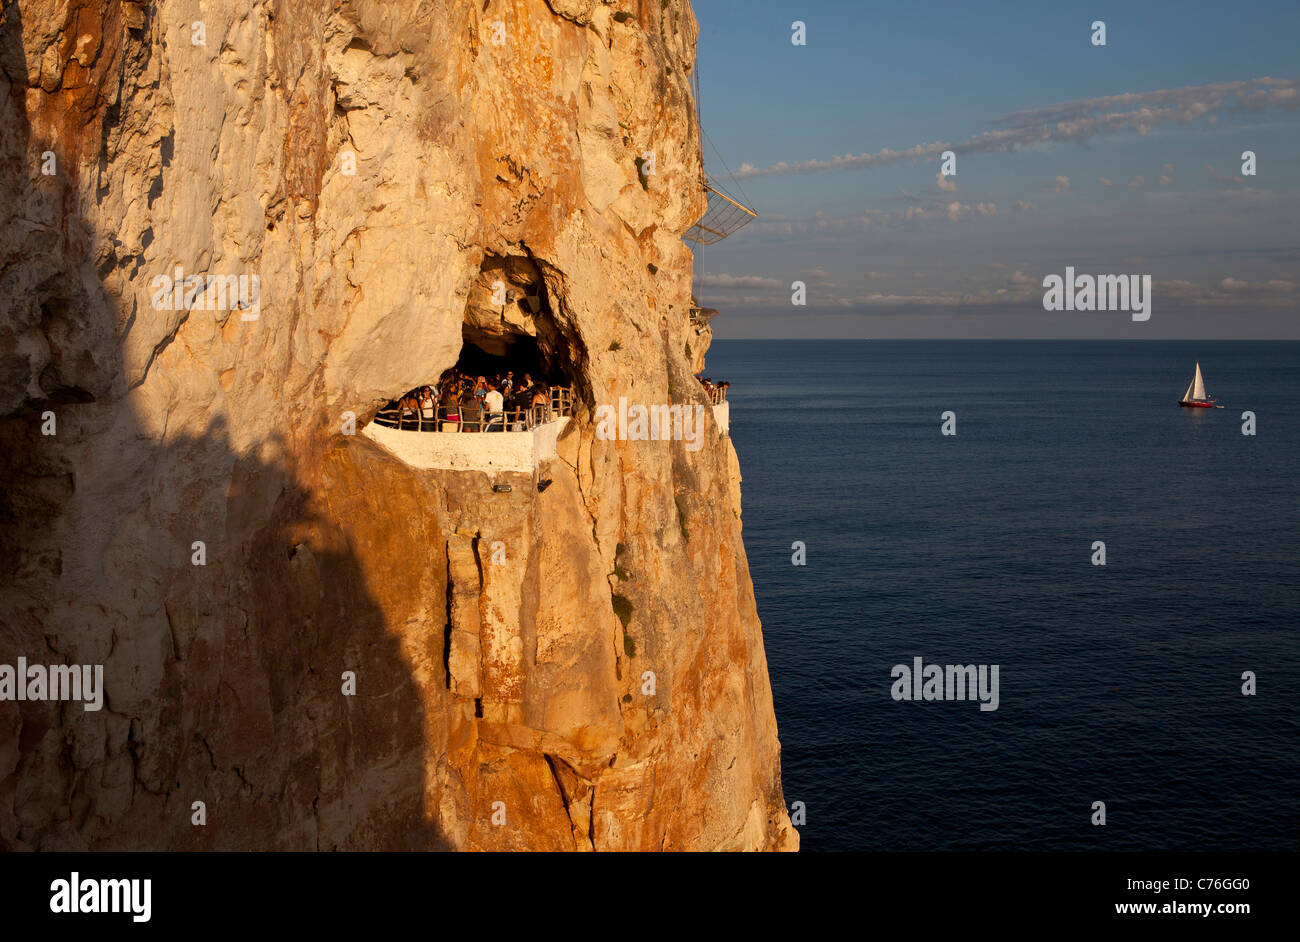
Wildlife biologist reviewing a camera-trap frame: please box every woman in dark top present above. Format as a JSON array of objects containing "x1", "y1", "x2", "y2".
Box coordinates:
[
  {"x1": 460, "y1": 391, "x2": 482, "y2": 431},
  {"x1": 439, "y1": 383, "x2": 461, "y2": 429}
]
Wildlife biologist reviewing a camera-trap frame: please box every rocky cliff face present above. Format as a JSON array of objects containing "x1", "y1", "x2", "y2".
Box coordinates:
[{"x1": 0, "y1": 0, "x2": 796, "y2": 851}]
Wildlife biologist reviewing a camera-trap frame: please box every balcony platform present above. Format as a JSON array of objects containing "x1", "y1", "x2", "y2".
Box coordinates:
[{"x1": 363, "y1": 418, "x2": 571, "y2": 472}]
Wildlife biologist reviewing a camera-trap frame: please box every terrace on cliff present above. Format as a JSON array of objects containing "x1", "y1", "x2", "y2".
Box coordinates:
[
  {"x1": 362, "y1": 253, "x2": 580, "y2": 472},
  {"x1": 361, "y1": 217, "x2": 738, "y2": 472}
]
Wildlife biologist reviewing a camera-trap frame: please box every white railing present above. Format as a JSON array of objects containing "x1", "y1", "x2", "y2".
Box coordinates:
[{"x1": 371, "y1": 386, "x2": 574, "y2": 433}]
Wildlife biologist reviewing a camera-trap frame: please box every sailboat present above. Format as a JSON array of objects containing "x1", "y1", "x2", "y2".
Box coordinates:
[{"x1": 1178, "y1": 361, "x2": 1217, "y2": 408}]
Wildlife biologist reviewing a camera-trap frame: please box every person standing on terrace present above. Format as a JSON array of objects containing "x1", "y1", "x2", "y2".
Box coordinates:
[
  {"x1": 530, "y1": 385, "x2": 550, "y2": 423},
  {"x1": 484, "y1": 382, "x2": 505, "y2": 432},
  {"x1": 439, "y1": 383, "x2": 461, "y2": 432},
  {"x1": 460, "y1": 392, "x2": 482, "y2": 432}
]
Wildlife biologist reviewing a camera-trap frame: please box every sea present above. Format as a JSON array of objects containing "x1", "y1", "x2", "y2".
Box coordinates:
[{"x1": 706, "y1": 340, "x2": 1300, "y2": 852}]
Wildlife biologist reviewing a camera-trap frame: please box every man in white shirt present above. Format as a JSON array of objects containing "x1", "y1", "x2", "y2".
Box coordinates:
[{"x1": 484, "y1": 384, "x2": 505, "y2": 431}]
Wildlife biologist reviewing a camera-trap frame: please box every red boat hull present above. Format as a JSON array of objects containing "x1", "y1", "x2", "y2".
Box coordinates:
[{"x1": 1178, "y1": 400, "x2": 1214, "y2": 408}]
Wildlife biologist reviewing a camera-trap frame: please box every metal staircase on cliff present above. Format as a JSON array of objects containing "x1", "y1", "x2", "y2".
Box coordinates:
[
  {"x1": 683, "y1": 178, "x2": 757, "y2": 245},
  {"x1": 683, "y1": 59, "x2": 756, "y2": 246}
]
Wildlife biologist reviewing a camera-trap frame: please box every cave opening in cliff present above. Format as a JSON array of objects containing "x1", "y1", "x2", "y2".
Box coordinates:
[
  {"x1": 454, "y1": 253, "x2": 585, "y2": 397},
  {"x1": 454, "y1": 328, "x2": 548, "y2": 383},
  {"x1": 370, "y1": 254, "x2": 585, "y2": 431}
]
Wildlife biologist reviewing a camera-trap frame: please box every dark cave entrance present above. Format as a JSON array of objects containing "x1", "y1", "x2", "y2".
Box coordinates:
[
  {"x1": 453, "y1": 328, "x2": 548, "y2": 389},
  {"x1": 371, "y1": 254, "x2": 584, "y2": 431},
  {"x1": 454, "y1": 253, "x2": 583, "y2": 394}
]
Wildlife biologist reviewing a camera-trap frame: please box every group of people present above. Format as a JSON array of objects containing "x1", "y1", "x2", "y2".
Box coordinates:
[
  {"x1": 697, "y1": 375, "x2": 730, "y2": 402},
  {"x1": 391, "y1": 369, "x2": 723, "y2": 431},
  {"x1": 397, "y1": 369, "x2": 552, "y2": 432}
]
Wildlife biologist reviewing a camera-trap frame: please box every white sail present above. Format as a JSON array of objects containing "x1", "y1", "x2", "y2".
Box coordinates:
[{"x1": 1181, "y1": 362, "x2": 1209, "y2": 402}]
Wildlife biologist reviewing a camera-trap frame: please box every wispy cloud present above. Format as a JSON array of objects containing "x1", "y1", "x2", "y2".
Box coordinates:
[
  {"x1": 744, "y1": 199, "x2": 1001, "y2": 237},
  {"x1": 1217, "y1": 277, "x2": 1296, "y2": 295},
  {"x1": 700, "y1": 272, "x2": 785, "y2": 289},
  {"x1": 733, "y1": 77, "x2": 1299, "y2": 180},
  {"x1": 1157, "y1": 278, "x2": 1297, "y2": 308},
  {"x1": 1205, "y1": 163, "x2": 1247, "y2": 185},
  {"x1": 748, "y1": 275, "x2": 1296, "y2": 314},
  {"x1": 810, "y1": 270, "x2": 1042, "y2": 309}
]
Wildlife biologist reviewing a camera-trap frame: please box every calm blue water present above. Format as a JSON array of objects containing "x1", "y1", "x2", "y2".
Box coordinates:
[{"x1": 707, "y1": 340, "x2": 1300, "y2": 852}]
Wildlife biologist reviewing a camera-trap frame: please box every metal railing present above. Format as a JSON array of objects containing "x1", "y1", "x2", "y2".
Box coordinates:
[
  {"x1": 704, "y1": 385, "x2": 727, "y2": 405},
  {"x1": 689, "y1": 306, "x2": 717, "y2": 328},
  {"x1": 372, "y1": 386, "x2": 574, "y2": 433}
]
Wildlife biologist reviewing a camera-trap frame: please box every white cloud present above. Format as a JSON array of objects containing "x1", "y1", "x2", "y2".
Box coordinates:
[
  {"x1": 936, "y1": 172, "x2": 958, "y2": 192},
  {"x1": 1206, "y1": 164, "x2": 1247, "y2": 185},
  {"x1": 1218, "y1": 277, "x2": 1295, "y2": 294},
  {"x1": 1099, "y1": 177, "x2": 1114, "y2": 187},
  {"x1": 732, "y1": 141, "x2": 945, "y2": 180},
  {"x1": 1149, "y1": 278, "x2": 1297, "y2": 308},
  {"x1": 1160, "y1": 279, "x2": 1203, "y2": 298},
  {"x1": 1051, "y1": 175, "x2": 1070, "y2": 192},
  {"x1": 748, "y1": 198, "x2": 1004, "y2": 236},
  {"x1": 700, "y1": 272, "x2": 784, "y2": 289},
  {"x1": 732, "y1": 77, "x2": 1299, "y2": 180},
  {"x1": 770, "y1": 276, "x2": 1299, "y2": 313}
]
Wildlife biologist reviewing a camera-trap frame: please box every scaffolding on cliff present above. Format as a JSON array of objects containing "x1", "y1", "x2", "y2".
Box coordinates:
[
  {"x1": 683, "y1": 177, "x2": 757, "y2": 245},
  {"x1": 683, "y1": 54, "x2": 757, "y2": 294}
]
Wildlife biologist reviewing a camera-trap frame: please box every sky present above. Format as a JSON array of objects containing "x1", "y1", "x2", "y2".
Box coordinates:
[{"x1": 687, "y1": 0, "x2": 1300, "y2": 338}]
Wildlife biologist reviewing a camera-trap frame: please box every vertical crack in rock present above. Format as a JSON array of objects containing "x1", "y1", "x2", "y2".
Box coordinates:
[{"x1": 543, "y1": 752, "x2": 595, "y2": 852}]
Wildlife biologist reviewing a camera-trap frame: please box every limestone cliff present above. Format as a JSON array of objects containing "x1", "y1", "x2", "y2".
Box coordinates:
[{"x1": 0, "y1": 0, "x2": 797, "y2": 851}]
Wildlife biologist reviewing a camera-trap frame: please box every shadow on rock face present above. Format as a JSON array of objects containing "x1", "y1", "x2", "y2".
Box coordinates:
[{"x1": 0, "y1": 3, "x2": 449, "y2": 851}]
